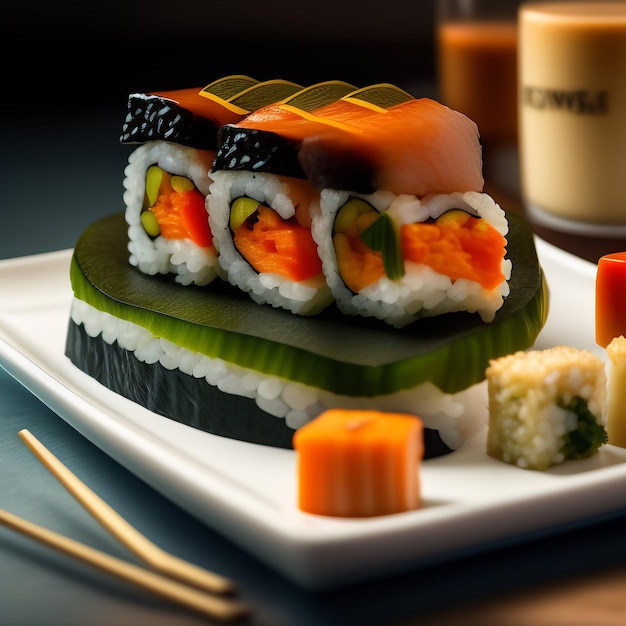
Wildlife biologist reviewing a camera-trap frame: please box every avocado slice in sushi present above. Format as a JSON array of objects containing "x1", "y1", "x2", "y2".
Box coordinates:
[{"x1": 68, "y1": 211, "x2": 546, "y2": 396}]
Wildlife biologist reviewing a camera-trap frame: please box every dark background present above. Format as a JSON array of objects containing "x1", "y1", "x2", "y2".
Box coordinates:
[
  {"x1": 3, "y1": 1, "x2": 437, "y2": 115},
  {"x1": 0, "y1": 1, "x2": 439, "y2": 259}
]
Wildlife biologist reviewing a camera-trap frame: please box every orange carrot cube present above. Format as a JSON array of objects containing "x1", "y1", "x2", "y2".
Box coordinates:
[
  {"x1": 293, "y1": 409, "x2": 424, "y2": 517},
  {"x1": 596, "y1": 252, "x2": 626, "y2": 348}
]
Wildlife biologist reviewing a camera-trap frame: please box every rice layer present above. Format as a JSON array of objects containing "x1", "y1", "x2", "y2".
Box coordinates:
[{"x1": 70, "y1": 297, "x2": 466, "y2": 450}]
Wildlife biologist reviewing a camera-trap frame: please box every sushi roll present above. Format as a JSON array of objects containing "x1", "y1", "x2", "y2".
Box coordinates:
[
  {"x1": 123, "y1": 141, "x2": 219, "y2": 285},
  {"x1": 121, "y1": 76, "x2": 302, "y2": 286},
  {"x1": 214, "y1": 83, "x2": 510, "y2": 326},
  {"x1": 315, "y1": 189, "x2": 511, "y2": 327},
  {"x1": 207, "y1": 170, "x2": 333, "y2": 315},
  {"x1": 307, "y1": 89, "x2": 509, "y2": 327},
  {"x1": 209, "y1": 81, "x2": 359, "y2": 314},
  {"x1": 486, "y1": 346, "x2": 608, "y2": 470}
]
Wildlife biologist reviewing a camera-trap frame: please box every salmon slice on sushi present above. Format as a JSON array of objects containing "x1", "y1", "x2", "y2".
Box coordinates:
[{"x1": 121, "y1": 75, "x2": 302, "y2": 286}]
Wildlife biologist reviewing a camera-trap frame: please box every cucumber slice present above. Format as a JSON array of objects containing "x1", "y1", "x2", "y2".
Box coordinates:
[
  {"x1": 333, "y1": 197, "x2": 375, "y2": 234},
  {"x1": 140, "y1": 210, "x2": 160, "y2": 237},
  {"x1": 144, "y1": 165, "x2": 163, "y2": 208},
  {"x1": 230, "y1": 197, "x2": 260, "y2": 230},
  {"x1": 69, "y1": 212, "x2": 547, "y2": 396}
]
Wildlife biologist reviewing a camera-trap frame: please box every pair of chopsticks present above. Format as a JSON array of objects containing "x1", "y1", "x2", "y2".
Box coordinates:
[{"x1": 0, "y1": 429, "x2": 250, "y2": 622}]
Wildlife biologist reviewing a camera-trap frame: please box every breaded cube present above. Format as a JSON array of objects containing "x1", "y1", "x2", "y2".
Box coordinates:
[{"x1": 486, "y1": 346, "x2": 607, "y2": 470}]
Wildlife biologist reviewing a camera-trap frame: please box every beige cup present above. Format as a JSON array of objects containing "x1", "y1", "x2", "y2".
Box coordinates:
[{"x1": 519, "y1": 2, "x2": 626, "y2": 236}]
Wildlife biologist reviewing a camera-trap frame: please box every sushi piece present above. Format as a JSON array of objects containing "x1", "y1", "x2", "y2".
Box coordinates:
[
  {"x1": 486, "y1": 346, "x2": 608, "y2": 470},
  {"x1": 123, "y1": 141, "x2": 219, "y2": 286},
  {"x1": 121, "y1": 76, "x2": 303, "y2": 286},
  {"x1": 215, "y1": 83, "x2": 509, "y2": 326},
  {"x1": 311, "y1": 94, "x2": 508, "y2": 327},
  {"x1": 207, "y1": 170, "x2": 333, "y2": 314},
  {"x1": 209, "y1": 81, "x2": 359, "y2": 314},
  {"x1": 315, "y1": 190, "x2": 510, "y2": 327},
  {"x1": 293, "y1": 409, "x2": 424, "y2": 517}
]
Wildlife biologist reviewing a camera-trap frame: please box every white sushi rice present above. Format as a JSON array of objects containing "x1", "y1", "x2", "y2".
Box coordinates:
[
  {"x1": 208, "y1": 170, "x2": 333, "y2": 315},
  {"x1": 486, "y1": 346, "x2": 607, "y2": 470},
  {"x1": 313, "y1": 189, "x2": 512, "y2": 328},
  {"x1": 123, "y1": 140, "x2": 223, "y2": 286},
  {"x1": 70, "y1": 297, "x2": 466, "y2": 449}
]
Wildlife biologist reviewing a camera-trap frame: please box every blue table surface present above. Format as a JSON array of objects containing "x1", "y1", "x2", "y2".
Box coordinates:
[{"x1": 2, "y1": 106, "x2": 626, "y2": 626}]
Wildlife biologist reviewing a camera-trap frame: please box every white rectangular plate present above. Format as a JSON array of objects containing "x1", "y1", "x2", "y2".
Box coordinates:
[{"x1": 1, "y1": 238, "x2": 626, "y2": 591}]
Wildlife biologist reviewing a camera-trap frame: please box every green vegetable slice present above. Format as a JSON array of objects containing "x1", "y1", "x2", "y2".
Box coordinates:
[
  {"x1": 333, "y1": 198, "x2": 375, "y2": 234},
  {"x1": 69, "y1": 212, "x2": 548, "y2": 396},
  {"x1": 140, "y1": 211, "x2": 160, "y2": 237},
  {"x1": 230, "y1": 197, "x2": 260, "y2": 230},
  {"x1": 359, "y1": 212, "x2": 405, "y2": 280},
  {"x1": 144, "y1": 165, "x2": 163, "y2": 208}
]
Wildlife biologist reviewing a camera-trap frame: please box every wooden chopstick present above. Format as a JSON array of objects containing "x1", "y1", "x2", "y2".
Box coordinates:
[
  {"x1": 0, "y1": 508, "x2": 249, "y2": 622},
  {"x1": 18, "y1": 428, "x2": 234, "y2": 596}
]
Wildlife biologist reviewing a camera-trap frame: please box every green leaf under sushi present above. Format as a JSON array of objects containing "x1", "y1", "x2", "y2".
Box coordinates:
[{"x1": 68, "y1": 212, "x2": 548, "y2": 397}]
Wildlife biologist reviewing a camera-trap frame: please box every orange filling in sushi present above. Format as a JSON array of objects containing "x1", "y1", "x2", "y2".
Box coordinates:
[
  {"x1": 229, "y1": 176, "x2": 324, "y2": 283},
  {"x1": 401, "y1": 210, "x2": 506, "y2": 290},
  {"x1": 335, "y1": 206, "x2": 506, "y2": 292},
  {"x1": 141, "y1": 166, "x2": 213, "y2": 249},
  {"x1": 233, "y1": 204, "x2": 323, "y2": 282}
]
